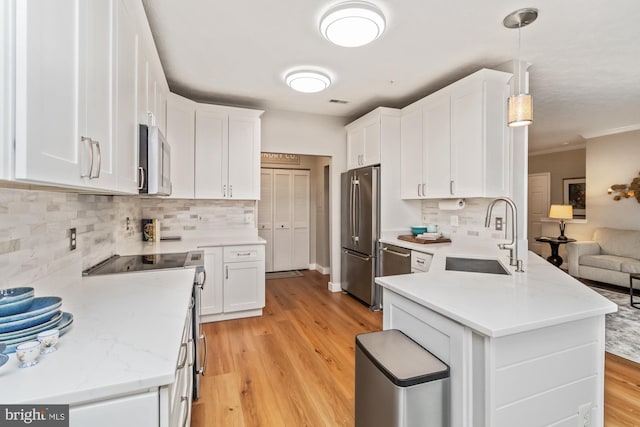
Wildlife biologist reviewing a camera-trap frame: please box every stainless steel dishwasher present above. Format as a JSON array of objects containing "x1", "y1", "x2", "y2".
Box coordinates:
[{"x1": 380, "y1": 243, "x2": 411, "y2": 276}]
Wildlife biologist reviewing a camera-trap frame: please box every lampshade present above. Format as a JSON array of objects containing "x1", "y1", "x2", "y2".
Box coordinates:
[
  {"x1": 507, "y1": 93, "x2": 533, "y2": 127},
  {"x1": 549, "y1": 204, "x2": 573, "y2": 220},
  {"x1": 285, "y1": 71, "x2": 331, "y2": 93},
  {"x1": 319, "y1": 1, "x2": 386, "y2": 47}
]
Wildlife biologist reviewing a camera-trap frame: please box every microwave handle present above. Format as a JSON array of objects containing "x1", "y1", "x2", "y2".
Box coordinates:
[{"x1": 138, "y1": 167, "x2": 145, "y2": 190}]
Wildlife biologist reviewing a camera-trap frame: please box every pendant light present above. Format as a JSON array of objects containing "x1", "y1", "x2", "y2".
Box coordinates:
[{"x1": 503, "y1": 8, "x2": 538, "y2": 127}]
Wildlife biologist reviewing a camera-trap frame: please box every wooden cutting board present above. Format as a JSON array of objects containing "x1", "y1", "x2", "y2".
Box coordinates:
[{"x1": 397, "y1": 235, "x2": 452, "y2": 244}]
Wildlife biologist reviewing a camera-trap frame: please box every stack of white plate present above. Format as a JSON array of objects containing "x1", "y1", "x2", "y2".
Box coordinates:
[{"x1": 0, "y1": 288, "x2": 73, "y2": 354}]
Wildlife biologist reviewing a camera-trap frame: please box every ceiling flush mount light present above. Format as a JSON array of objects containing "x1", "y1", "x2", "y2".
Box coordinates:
[
  {"x1": 285, "y1": 70, "x2": 331, "y2": 93},
  {"x1": 320, "y1": 1, "x2": 386, "y2": 47},
  {"x1": 503, "y1": 7, "x2": 538, "y2": 127}
]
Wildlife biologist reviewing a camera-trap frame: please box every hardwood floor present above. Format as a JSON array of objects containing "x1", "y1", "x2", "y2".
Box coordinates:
[{"x1": 191, "y1": 270, "x2": 640, "y2": 426}]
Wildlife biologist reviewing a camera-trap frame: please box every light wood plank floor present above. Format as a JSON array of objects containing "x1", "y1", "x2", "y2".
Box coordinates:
[{"x1": 191, "y1": 270, "x2": 640, "y2": 426}]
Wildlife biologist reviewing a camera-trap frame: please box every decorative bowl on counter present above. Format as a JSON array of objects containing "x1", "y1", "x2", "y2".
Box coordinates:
[
  {"x1": 410, "y1": 225, "x2": 428, "y2": 236},
  {"x1": 0, "y1": 288, "x2": 35, "y2": 317}
]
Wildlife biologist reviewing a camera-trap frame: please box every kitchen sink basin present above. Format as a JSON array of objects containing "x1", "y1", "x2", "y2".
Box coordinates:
[{"x1": 445, "y1": 257, "x2": 510, "y2": 275}]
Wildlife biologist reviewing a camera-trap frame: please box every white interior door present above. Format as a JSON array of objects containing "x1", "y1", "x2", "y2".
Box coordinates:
[
  {"x1": 528, "y1": 173, "x2": 550, "y2": 255},
  {"x1": 273, "y1": 170, "x2": 292, "y2": 271},
  {"x1": 259, "y1": 169, "x2": 274, "y2": 272},
  {"x1": 292, "y1": 170, "x2": 310, "y2": 270}
]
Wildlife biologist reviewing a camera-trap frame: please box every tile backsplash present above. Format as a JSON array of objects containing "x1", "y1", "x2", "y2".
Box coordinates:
[
  {"x1": 421, "y1": 198, "x2": 508, "y2": 241},
  {"x1": 0, "y1": 186, "x2": 258, "y2": 288}
]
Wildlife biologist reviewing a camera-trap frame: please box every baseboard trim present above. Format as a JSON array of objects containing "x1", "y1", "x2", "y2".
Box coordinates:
[
  {"x1": 309, "y1": 263, "x2": 330, "y2": 275},
  {"x1": 327, "y1": 281, "x2": 342, "y2": 293}
]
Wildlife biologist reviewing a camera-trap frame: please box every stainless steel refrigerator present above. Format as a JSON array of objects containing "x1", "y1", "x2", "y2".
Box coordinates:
[{"x1": 341, "y1": 166, "x2": 381, "y2": 310}]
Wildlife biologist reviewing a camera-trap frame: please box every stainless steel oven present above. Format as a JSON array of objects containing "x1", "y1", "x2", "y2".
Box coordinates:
[{"x1": 83, "y1": 250, "x2": 206, "y2": 400}]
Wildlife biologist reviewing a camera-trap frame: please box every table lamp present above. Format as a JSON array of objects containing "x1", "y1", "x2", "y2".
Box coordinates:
[{"x1": 548, "y1": 204, "x2": 573, "y2": 240}]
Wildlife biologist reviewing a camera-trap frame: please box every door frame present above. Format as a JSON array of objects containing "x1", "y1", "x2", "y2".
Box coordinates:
[{"x1": 527, "y1": 172, "x2": 551, "y2": 255}]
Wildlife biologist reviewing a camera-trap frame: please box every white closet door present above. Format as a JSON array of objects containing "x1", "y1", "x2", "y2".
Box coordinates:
[
  {"x1": 292, "y1": 170, "x2": 310, "y2": 270},
  {"x1": 273, "y1": 170, "x2": 293, "y2": 271},
  {"x1": 259, "y1": 169, "x2": 274, "y2": 272}
]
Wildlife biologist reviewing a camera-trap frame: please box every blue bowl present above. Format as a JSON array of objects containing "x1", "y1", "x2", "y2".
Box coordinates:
[{"x1": 410, "y1": 226, "x2": 427, "y2": 235}]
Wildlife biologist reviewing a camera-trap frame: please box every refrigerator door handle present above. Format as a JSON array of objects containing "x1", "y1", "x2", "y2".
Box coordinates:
[
  {"x1": 350, "y1": 177, "x2": 356, "y2": 244},
  {"x1": 353, "y1": 179, "x2": 360, "y2": 243},
  {"x1": 344, "y1": 249, "x2": 370, "y2": 261}
]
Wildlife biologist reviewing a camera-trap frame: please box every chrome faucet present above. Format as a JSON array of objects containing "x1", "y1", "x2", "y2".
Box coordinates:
[{"x1": 485, "y1": 197, "x2": 524, "y2": 272}]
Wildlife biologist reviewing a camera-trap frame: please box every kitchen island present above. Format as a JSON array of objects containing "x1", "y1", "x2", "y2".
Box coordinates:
[
  {"x1": 0, "y1": 266, "x2": 196, "y2": 426},
  {"x1": 375, "y1": 242, "x2": 617, "y2": 427}
]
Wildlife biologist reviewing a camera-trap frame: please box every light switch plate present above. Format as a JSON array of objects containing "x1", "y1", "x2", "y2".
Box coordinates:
[{"x1": 69, "y1": 228, "x2": 77, "y2": 251}]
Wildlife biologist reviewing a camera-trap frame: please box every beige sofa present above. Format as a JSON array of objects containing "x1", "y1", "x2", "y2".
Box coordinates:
[{"x1": 566, "y1": 227, "x2": 640, "y2": 288}]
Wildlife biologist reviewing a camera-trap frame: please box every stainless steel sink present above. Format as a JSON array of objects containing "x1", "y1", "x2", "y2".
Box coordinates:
[{"x1": 445, "y1": 257, "x2": 510, "y2": 275}]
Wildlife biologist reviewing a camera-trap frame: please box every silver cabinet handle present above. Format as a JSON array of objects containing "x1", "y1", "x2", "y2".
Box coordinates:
[
  {"x1": 137, "y1": 166, "x2": 145, "y2": 190},
  {"x1": 92, "y1": 141, "x2": 102, "y2": 178},
  {"x1": 223, "y1": 184, "x2": 226, "y2": 197},
  {"x1": 422, "y1": 183, "x2": 426, "y2": 197},
  {"x1": 180, "y1": 395, "x2": 189, "y2": 427},
  {"x1": 80, "y1": 137, "x2": 93, "y2": 178},
  {"x1": 417, "y1": 259, "x2": 425, "y2": 264},
  {"x1": 417, "y1": 184, "x2": 421, "y2": 197},
  {"x1": 382, "y1": 247, "x2": 410, "y2": 258},
  {"x1": 177, "y1": 342, "x2": 188, "y2": 369},
  {"x1": 230, "y1": 184, "x2": 233, "y2": 197},
  {"x1": 187, "y1": 338, "x2": 194, "y2": 367},
  {"x1": 198, "y1": 333, "x2": 208, "y2": 375},
  {"x1": 225, "y1": 265, "x2": 229, "y2": 280},
  {"x1": 450, "y1": 180, "x2": 454, "y2": 195},
  {"x1": 237, "y1": 252, "x2": 252, "y2": 257}
]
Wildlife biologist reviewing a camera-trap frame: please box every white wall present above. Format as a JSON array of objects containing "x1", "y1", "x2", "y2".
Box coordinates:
[{"x1": 260, "y1": 109, "x2": 348, "y2": 286}]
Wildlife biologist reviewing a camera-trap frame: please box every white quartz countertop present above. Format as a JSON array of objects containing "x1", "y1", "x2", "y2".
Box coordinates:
[
  {"x1": 117, "y1": 235, "x2": 266, "y2": 256},
  {"x1": 375, "y1": 242, "x2": 617, "y2": 338},
  {"x1": 379, "y1": 236, "x2": 451, "y2": 254},
  {"x1": 0, "y1": 268, "x2": 195, "y2": 405}
]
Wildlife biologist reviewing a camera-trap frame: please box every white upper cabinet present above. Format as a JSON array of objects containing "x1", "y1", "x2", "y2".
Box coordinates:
[
  {"x1": 400, "y1": 68, "x2": 512, "y2": 199},
  {"x1": 166, "y1": 93, "x2": 195, "y2": 198},
  {"x1": 194, "y1": 104, "x2": 262, "y2": 200},
  {"x1": 346, "y1": 112, "x2": 381, "y2": 170},
  {"x1": 0, "y1": 0, "x2": 13, "y2": 180}
]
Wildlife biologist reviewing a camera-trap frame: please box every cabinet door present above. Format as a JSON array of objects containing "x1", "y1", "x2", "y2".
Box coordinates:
[
  {"x1": 166, "y1": 93, "x2": 195, "y2": 199},
  {"x1": 202, "y1": 247, "x2": 223, "y2": 315},
  {"x1": 0, "y1": 0, "x2": 11, "y2": 179},
  {"x1": 79, "y1": 0, "x2": 116, "y2": 190},
  {"x1": 114, "y1": 0, "x2": 139, "y2": 194},
  {"x1": 259, "y1": 169, "x2": 274, "y2": 272},
  {"x1": 347, "y1": 127, "x2": 365, "y2": 170},
  {"x1": 224, "y1": 260, "x2": 265, "y2": 312},
  {"x1": 227, "y1": 115, "x2": 260, "y2": 199},
  {"x1": 70, "y1": 391, "x2": 158, "y2": 427},
  {"x1": 450, "y1": 81, "x2": 484, "y2": 197},
  {"x1": 362, "y1": 119, "x2": 381, "y2": 167},
  {"x1": 422, "y1": 93, "x2": 451, "y2": 197},
  {"x1": 194, "y1": 108, "x2": 227, "y2": 199},
  {"x1": 15, "y1": 0, "x2": 85, "y2": 186},
  {"x1": 292, "y1": 170, "x2": 310, "y2": 270},
  {"x1": 272, "y1": 170, "x2": 292, "y2": 271},
  {"x1": 400, "y1": 108, "x2": 423, "y2": 199}
]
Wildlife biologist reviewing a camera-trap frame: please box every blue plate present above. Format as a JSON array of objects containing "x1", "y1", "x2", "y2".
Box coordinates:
[
  {"x1": 0, "y1": 354, "x2": 8, "y2": 368},
  {"x1": 0, "y1": 308, "x2": 61, "y2": 334},
  {"x1": 2, "y1": 313, "x2": 73, "y2": 354},
  {"x1": 0, "y1": 288, "x2": 34, "y2": 305},
  {"x1": 0, "y1": 297, "x2": 62, "y2": 324},
  {"x1": 0, "y1": 296, "x2": 35, "y2": 317},
  {"x1": 0, "y1": 311, "x2": 63, "y2": 341}
]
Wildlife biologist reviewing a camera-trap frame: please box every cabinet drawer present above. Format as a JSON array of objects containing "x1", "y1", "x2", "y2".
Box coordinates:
[
  {"x1": 411, "y1": 251, "x2": 433, "y2": 272},
  {"x1": 224, "y1": 245, "x2": 265, "y2": 263}
]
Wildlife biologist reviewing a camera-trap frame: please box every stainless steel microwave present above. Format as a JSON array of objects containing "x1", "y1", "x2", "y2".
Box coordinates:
[{"x1": 139, "y1": 124, "x2": 171, "y2": 196}]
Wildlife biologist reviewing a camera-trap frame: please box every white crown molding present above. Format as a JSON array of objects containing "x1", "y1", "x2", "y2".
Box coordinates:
[
  {"x1": 529, "y1": 143, "x2": 587, "y2": 157},
  {"x1": 581, "y1": 124, "x2": 640, "y2": 140}
]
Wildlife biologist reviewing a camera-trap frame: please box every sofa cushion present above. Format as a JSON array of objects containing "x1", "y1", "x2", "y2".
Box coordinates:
[
  {"x1": 621, "y1": 259, "x2": 640, "y2": 274},
  {"x1": 579, "y1": 254, "x2": 627, "y2": 271},
  {"x1": 593, "y1": 227, "x2": 640, "y2": 259}
]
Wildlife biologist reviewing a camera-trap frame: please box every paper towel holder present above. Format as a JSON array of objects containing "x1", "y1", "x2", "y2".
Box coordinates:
[{"x1": 438, "y1": 198, "x2": 466, "y2": 210}]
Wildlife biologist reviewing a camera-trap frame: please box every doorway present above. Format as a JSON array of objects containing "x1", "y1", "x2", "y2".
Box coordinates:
[{"x1": 528, "y1": 172, "x2": 550, "y2": 255}]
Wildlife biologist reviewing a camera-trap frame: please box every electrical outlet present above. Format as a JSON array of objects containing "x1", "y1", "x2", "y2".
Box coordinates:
[
  {"x1": 198, "y1": 215, "x2": 204, "y2": 223},
  {"x1": 450, "y1": 215, "x2": 459, "y2": 226},
  {"x1": 495, "y1": 217, "x2": 503, "y2": 231},
  {"x1": 244, "y1": 214, "x2": 253, "y2": 224},
  {"x1": 578, "y1": 403, "x2": 592, "y2": 427},
  {"x1": 126, "y1": 217, "x2": 131, "y2": 231},
  {"x1": 69, "y1": 228, "x2": 77, "y2": 251}
]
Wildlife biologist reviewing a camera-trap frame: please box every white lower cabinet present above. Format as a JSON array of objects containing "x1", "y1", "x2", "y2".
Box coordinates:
[
  {"x1": 201, "y1": 244, "x2": 265, "y2": 322},
  {"x1": 70, "y1": 391, "x2": 159, "y2": 427}
]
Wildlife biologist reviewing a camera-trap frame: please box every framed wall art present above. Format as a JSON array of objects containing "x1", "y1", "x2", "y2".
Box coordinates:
[{"x1": 563, "y1": 177, "x2": 586, "y2": 217}]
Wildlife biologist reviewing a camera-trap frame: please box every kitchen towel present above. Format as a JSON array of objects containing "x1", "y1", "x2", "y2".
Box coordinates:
[{"x1": 438, "y1": 199, "x2": 465, "y2": 210}]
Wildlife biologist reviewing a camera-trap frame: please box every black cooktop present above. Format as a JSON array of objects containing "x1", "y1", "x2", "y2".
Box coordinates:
[{"x1": 83, "y1": 252, "x2": 189, "y2": 276}]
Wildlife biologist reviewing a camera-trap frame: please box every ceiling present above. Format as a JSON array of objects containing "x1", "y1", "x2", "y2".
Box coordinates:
[{"x1": 142, "y1": 0, "x2": 640, "y2": 153}]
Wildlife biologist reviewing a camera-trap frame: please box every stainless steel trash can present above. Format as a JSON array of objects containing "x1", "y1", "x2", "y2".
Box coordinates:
[{"x1": 355, "y1": 329, "x2": 450, "y2": 427}]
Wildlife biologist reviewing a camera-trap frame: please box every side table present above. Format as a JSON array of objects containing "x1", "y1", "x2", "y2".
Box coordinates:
[
  {"x1": 631, "y1": 274, "x2": 640, "y2": 309},
  {"x1": 535, "y1": 237, "x2": 577, "y2": 268}
]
